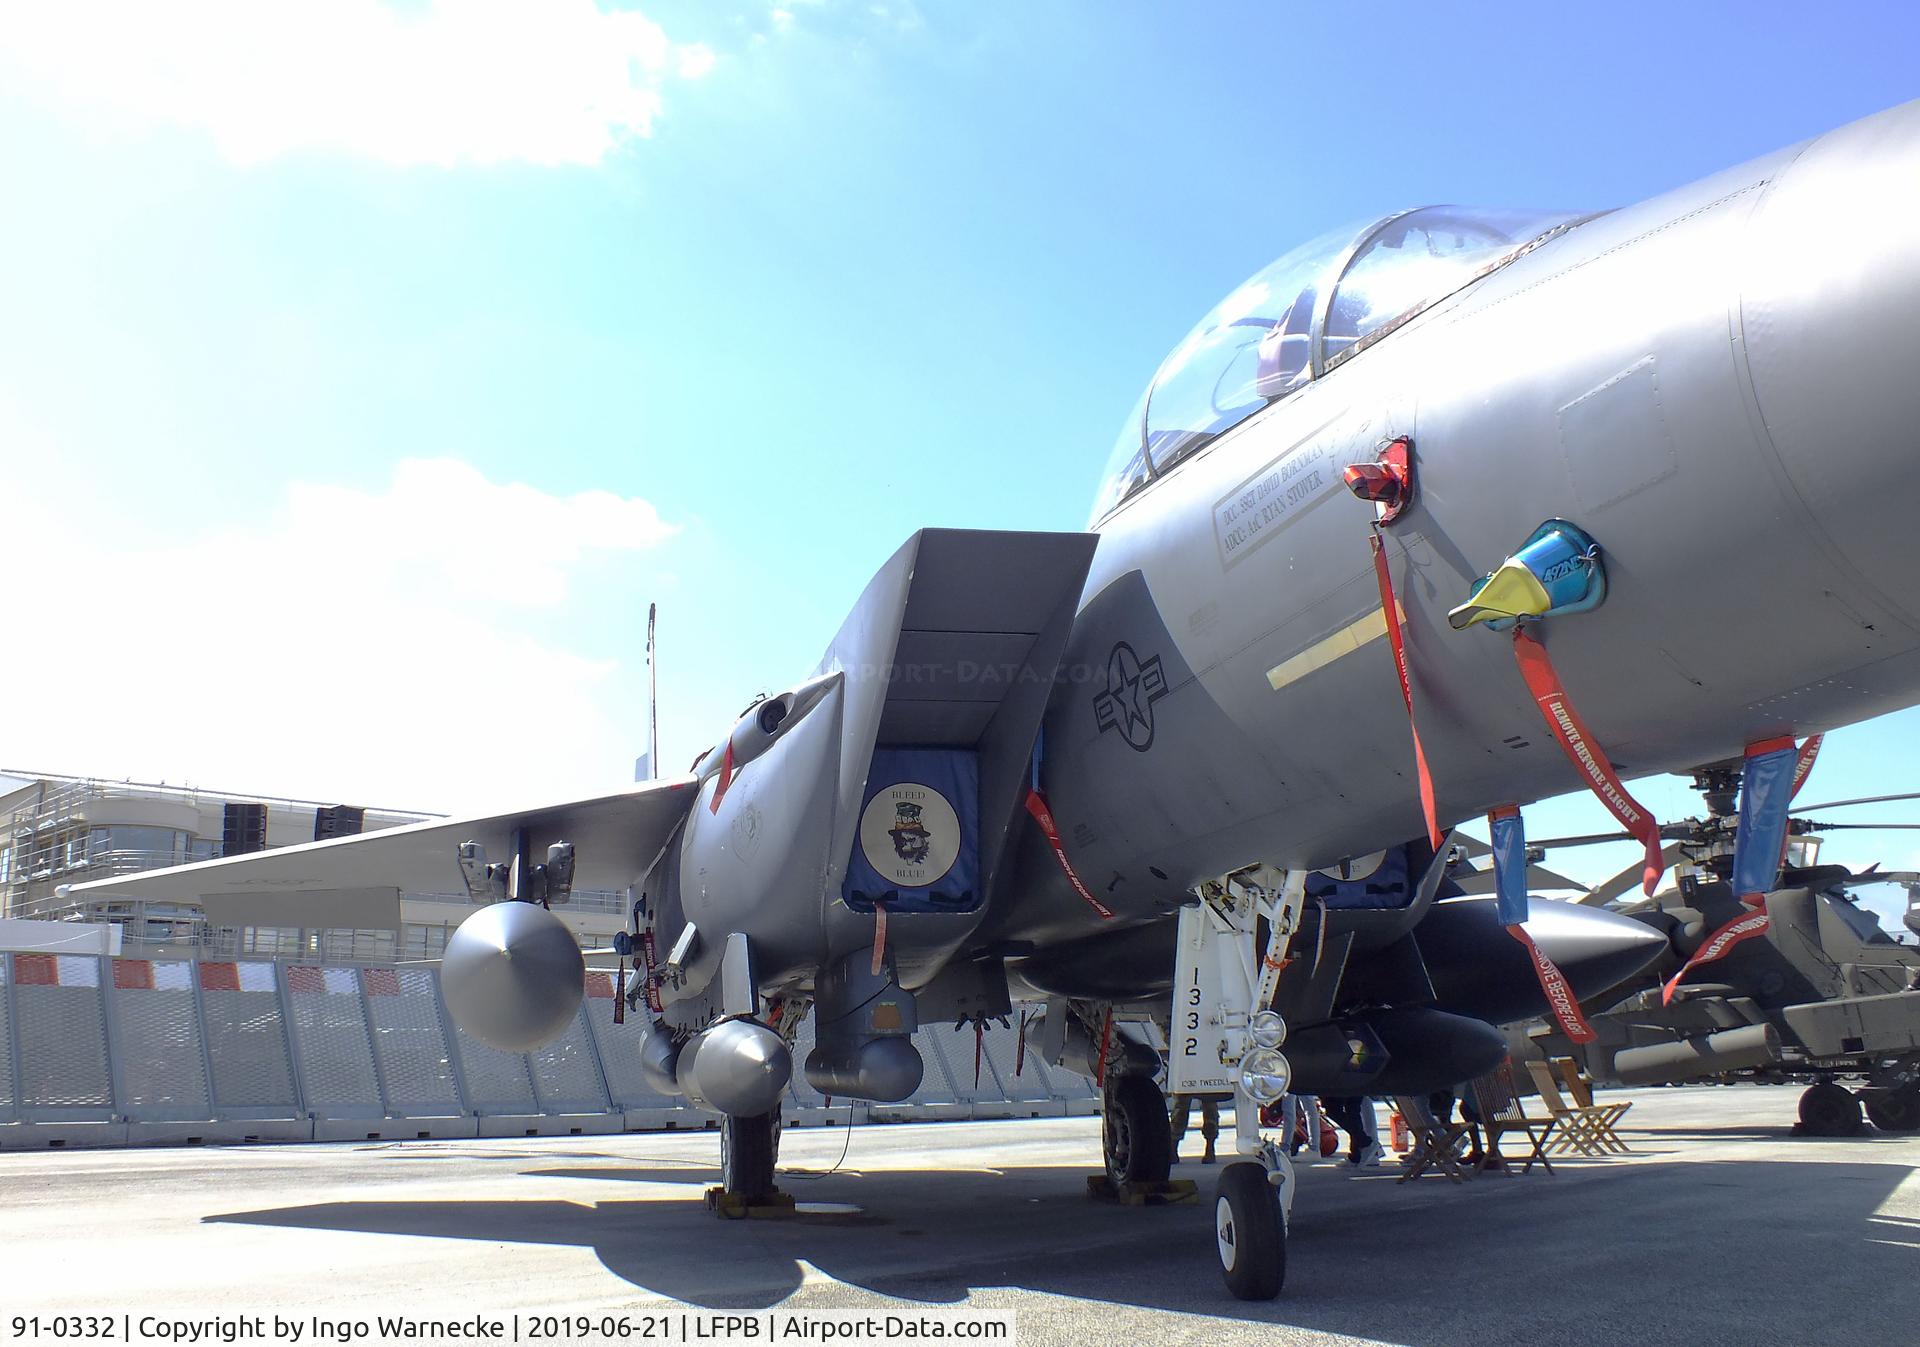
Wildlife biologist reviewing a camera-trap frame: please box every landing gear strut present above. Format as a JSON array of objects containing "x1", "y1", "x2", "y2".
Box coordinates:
[
  {"x1": 1103, "y1": 1073, "x2": 1175, "y2": 1187},
  {"x1": 1169, "y1": 864, "x2": 1308, "y2": 1300},
  {"x1": 1797, "y1": 1082, "x2": 1865, "y2": 1137}
]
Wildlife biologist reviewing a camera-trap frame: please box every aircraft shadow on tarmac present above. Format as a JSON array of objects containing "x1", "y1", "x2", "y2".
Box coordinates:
[{"x1": 207, "y1": 1155, "x2": 1919, "y2": 1343}]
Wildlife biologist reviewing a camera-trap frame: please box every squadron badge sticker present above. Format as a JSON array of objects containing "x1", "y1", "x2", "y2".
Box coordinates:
[{"x1": 858, "y1": 782, "x2": 961, "y2": 887}]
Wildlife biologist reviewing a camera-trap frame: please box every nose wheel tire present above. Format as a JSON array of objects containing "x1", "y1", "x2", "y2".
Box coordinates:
[
  {"x1": 1103, "y1": 1074, "x2": 1175, "y2": 1187},
  {"x1": 1797, "y1": 1082, "x2": 1865, "y2": 1137},
  {"x1": 1865, "y1": 1084, "x2": 1920, "y2": 1133},
  {"x1": 1214, "y1": 1162, "x2": 1285, "y2": 1300},
  {"x1": 721, "y1": 1111, "x2": 779, "y2": 1206}
]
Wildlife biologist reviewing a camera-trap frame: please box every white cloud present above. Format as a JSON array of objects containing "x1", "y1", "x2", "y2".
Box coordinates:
[
  {"x1": 0, "y1": 0, "x2": 716, "y2": 167},
  {"x1": 0, "y1": 458, "x2": 680, "y2": 812},
  {"x1": 282, "y1": 458, "x2": 675, "y2": 608}
]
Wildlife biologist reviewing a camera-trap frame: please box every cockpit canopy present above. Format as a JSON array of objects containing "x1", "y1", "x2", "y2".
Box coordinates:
[{"x1": 1092, "y1": 206, "x2": 1580, "y2": 522}]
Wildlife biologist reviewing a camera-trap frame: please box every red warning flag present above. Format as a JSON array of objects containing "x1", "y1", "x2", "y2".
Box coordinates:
[
  {"x1": 1489, "y1": 805, "x2": 1594, "y2": 1042},
  {"x1": 1790, "y1": 734, "x2": 1823, "y2": 800},
  {"x1": 1369, "y1": 531, "x2": 1442, "y2": 851},
  {"x1": 1024, "y1": 787, "x2": 1115, "y2": 920},
  {"x1": 1512, "y1": 627, "x2": 1666, "y2": 896},
  {"x1": 1662, "y1": 899, "x2": 1772, "y2": 1005},
  {"x1": 1507, "y1": 924, "x2": 1596, "y2": 1043},
  {"x1": 708, "y1": 741, "x2": 736, "y2": 815}
]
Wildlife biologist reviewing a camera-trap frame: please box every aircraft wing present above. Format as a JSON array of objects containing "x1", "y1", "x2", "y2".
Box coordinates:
[{"x1": 61, "y1": 777, "x2": 699, "y2": 930}]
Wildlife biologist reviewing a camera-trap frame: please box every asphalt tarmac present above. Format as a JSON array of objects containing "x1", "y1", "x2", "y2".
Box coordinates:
[{"x1": 1, "y1": 1085, "x2": 1914, "y2": 1347}]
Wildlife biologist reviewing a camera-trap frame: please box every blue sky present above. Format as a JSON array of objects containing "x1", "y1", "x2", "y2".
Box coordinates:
[{"x1": 2, "y1": 2, "x2": 1918, "y2": 925}]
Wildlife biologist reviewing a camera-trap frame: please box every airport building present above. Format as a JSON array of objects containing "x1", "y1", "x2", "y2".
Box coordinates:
[{"x1": 0, "y1": 771, "x2": 631, "y2": 963}]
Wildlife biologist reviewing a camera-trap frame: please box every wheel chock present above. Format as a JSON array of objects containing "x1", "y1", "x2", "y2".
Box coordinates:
[
  {"x1": 1085, "y1": 1175, "x2": 1199, "y2": 1206},
  {"x1": 704, "y1": 1186, "x2": 798, "y2": 1219}
]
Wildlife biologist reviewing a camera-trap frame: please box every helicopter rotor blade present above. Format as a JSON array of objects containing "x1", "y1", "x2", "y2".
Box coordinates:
[
  {"x1": 1575, "y1": 840, "x2": 1690, "y2": 907},
  {"x1": 1527, "y1": 829, "x2": 1636, "y2": 850},
  {"x1": 1794, "y1": 791, "x2": 1920, "y2": 813},
  {"x1": 1801, "y1": 822, "x2": 1920, "y2": 832}
]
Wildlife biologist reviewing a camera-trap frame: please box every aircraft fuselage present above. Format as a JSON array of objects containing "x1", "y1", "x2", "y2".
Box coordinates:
[{"x1": 994, "y1": 99, "x2": 1920, "y2": 950}]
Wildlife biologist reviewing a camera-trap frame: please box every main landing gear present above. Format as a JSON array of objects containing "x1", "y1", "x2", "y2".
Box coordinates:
[
  {"x1": 1797, "y1": 1082, "x2": 1864, "y2": 1137},
  {"x1": 1794, "y1": 1080, "x2": 1920, "y2": 1136},
  {"x1": 1865, "y1": 1083, "x2": 1920, "y2": 1133},
  {"x1": 1103, "y1": 1073, "x2": 1175, "y2": 1187},
  {"x1": 711, "y1": 1111, "x2": 787, "y2": 1216},
  {"x1": 1800, "y1": 1079, "x2": 1920, "y2": 1136}
]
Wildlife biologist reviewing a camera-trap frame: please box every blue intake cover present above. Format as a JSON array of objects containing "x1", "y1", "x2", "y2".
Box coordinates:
[{"x1": 843, "y1": 747, "x2": 981, "y2": 913}]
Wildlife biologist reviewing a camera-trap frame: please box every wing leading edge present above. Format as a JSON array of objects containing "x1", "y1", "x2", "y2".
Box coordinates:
[{"x1": 61, "y1": 777, "x2": 699, "y2": 930}]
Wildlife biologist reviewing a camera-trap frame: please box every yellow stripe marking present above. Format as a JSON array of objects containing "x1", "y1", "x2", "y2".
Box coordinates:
[{"x1": 1265, "y1": 602, "x2": 1405, "y2": 692}]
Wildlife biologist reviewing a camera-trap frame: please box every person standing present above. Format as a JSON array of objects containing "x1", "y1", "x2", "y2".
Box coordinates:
[
  {"x1": 1323, "y1": 1094, "x2": 1384, "y2": 1167},
  {"x1": 1170, "y1": 1092, "x2": 1221, "y2": 1163},
  {"x1": 1279, "y1": 1093, "x2": 1323, "y2": 1158}
]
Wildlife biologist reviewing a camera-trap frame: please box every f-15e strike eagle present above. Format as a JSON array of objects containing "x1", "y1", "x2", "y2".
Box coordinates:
[{"x1": 73, "y1": 97, "x2": 1920, "y2": 1300}]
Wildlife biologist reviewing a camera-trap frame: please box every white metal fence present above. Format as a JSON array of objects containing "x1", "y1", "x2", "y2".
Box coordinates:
[{"x1": 0, "y1": 952, "x2": 1095, "y2": 1148}]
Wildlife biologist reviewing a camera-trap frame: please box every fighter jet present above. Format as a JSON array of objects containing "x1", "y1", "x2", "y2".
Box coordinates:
[{"x1": 71, "y1": 96, "x2": 1920, "y2": 1300}]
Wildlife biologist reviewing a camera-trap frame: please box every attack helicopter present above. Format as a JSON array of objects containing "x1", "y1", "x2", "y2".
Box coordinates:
[{"x1": 1505, "y1": 779, "x2": 1920, "y2": 1136}]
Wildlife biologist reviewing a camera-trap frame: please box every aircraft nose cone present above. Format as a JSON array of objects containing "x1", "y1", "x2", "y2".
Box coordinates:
[
  {"x1": 441, "y1": 901, "x2": 586, "y2": 1053},
  {"x1": 1740, "y1": 97, "x2": 1920, "y2": 626}
]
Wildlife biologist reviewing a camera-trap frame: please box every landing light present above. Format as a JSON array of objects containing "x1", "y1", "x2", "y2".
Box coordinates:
[
  {"x1": 1249, "y1": 1010, "x2": 1287, "y2": 1049},
  {"x1": 1240, "y1": 1048, "x2": 1291, "y2": 1104}
]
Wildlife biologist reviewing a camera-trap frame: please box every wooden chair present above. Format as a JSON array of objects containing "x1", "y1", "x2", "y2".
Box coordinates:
[
  {"x1": 1392, "y1": 1095, "x2": 1471, "y2": 1183},
  {"x1": 1466, "y1": 1064, "x2": 1556, "y2": 1175},
  {"x1": 1524, "y1": 1060, "x2": 1605, "y2": 1156},
  {"x1": 1555, "y1": 1058, "x2": 1632, "y2": 1153}
]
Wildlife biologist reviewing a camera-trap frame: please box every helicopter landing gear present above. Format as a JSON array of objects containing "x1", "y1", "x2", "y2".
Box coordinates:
[
  {"x1": 1865, "y1": 1083, "x2": 1920, "y2": 1133},
  {"x1": 1796, "y1": 1081, "x2": 1865, "y2": 1137}
]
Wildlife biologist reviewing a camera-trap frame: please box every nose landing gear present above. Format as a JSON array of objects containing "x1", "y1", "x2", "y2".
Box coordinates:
[
  {"x1": 1215, "y1": 1162, "x2": 1286, "y2": 1301},
  {"x1": 1171, "y1": 864, "x2": 1308, "y2": 1300}
]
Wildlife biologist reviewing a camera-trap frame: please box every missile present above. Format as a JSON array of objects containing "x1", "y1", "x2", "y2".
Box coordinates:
[
  {"x1": 1610, "y1": 1024, "x2": 1781, "y2": 1086},
  {"x1": 440, "y1": 901, "x2": 586, "y2": 1053}
]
